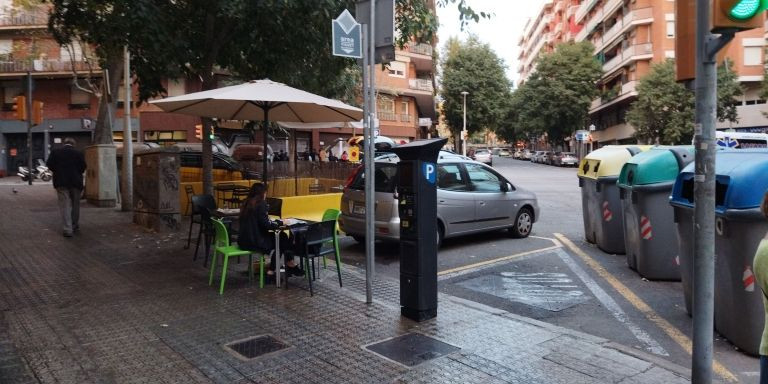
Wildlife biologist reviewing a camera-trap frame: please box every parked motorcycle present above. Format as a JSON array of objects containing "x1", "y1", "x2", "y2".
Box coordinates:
[{"x1": 18, "y1": 159, "x2": 52, "y2": 182}]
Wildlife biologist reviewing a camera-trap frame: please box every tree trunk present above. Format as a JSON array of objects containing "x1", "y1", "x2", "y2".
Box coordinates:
[{"x1": 93, "y1": 55, "x2": 124, "y2": 144}]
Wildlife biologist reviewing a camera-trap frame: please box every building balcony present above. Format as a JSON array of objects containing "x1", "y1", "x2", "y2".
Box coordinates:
[
  {"x1": 399, "y1": 114, "x2": 412, "y2": 123},
  {"x1": 0, "y1": 59, "x2": 100, "y2": 76},
  {"x1": 405, "y1": 43, "x2": 433, "y2": 72},
  {"x1": 567, "y1": 5, "x2": 580, "y2": 18},
  {"x1": 592, "y1": 8, "x2": 653, "y2": 53},
  {"x1": 554, "y1": 1, "x2": 564, "y2": 14},
  {"x1": 590, "y1": 80, "x2": 638, "y2": 111},
  {"x1": 602, "y1": 43, "x2": 653, "y2": 73},
  {"x1": 408, "y1": 78, "x2": 433, "y2": 93},
  {"x1": 378, "y1": 111, "x2": 397, "y2": 121},
  {"x1": 0, "y1": 7, "x2": 49, "y2": 29},
  {"x1": 576, "y1": 0, "x2": 599, "y2": 24}
]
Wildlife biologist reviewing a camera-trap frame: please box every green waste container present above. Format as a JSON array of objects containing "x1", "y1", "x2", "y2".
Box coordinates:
[
  {"x1": 617, "y1": 146, "x2": 693, "y2": 280},
  {"x1": 578, "y1": 145, "x2": 650, "y2": 254}
]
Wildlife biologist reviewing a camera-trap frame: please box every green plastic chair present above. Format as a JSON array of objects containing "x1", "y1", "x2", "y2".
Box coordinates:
[
  {"x1": 208, "y1": 218, "x2": 265, "y2": 294},
  {"x1": 320, "y1": 208, "x2": 341, "y2": 271}
]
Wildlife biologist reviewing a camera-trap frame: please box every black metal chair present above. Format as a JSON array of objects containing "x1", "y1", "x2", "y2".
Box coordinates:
[
  {"x1": 192, "y1": 194, "x2": 217, "y2": 267},
  {"x1": 184, "y1": 185, "x2": 199, "y2": 249},
  {"x1": 295, "y1": 220, "x2": 341, "y2": 296},
  {"x1": 224, "y1": 186, "x2": 250, "y2": 208}
]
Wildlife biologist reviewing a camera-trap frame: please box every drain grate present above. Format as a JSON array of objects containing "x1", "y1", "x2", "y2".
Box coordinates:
[
  {"x1": 365, "y1": 333, "x2": 460, "y2": 367},
  {"x1": 224, "y1": 335, "x2": 289, "y2": 360}
]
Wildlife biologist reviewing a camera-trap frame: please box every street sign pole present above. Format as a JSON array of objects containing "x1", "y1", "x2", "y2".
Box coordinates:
[
  {"x1": 692, "y1": 1, "x2": 734, "y2": 382},
  {"x1": 365, "y1": 0, "x2": 377, "y2": 305}
]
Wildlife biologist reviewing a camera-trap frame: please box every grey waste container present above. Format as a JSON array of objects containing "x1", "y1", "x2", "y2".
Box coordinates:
[
  {"x1": 712, "y1": 150, "x2": 768, "y2": 355},
  {"x1": 618, "y1": 147, "x2": 693, "y2": 280},
  {"x1": 578, "y1": 145, "x2": 648, "y2": 254}
]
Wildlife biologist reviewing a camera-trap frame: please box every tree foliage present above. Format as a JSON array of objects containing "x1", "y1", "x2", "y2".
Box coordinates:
[
  {"x1": 500, "y1": 41, "x2": 602, "y2": 144},
  {"x1": 627, "y1": 59, "x2": 742, "y2": 145},
  {"x1": 440, "y1": 35, "x2": 510, "y2": 143}
]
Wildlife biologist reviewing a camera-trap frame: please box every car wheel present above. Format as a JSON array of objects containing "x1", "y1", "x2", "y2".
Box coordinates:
[
  {"x1": 351, "y1": 235, "x2": 365, "y2": 244},
  {"x1": 510, "y1": 207, "x2": 533, "y2": 238},
  {"x1": 437, "y1": 223, "x2": 444, "y2": 248}
]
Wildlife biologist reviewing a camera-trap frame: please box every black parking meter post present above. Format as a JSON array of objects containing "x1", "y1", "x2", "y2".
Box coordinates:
[{"x1": 392, "y1": 138, "x2": 447, "y2": 322}]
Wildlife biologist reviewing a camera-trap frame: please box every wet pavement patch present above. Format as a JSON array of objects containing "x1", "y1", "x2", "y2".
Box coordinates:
[
  {"x1": 224, "y1": 335, "x2": 289, "y2": 360},
  {"x1": 365, "y1": 333, "x2": 460, "y2": 367},
  {"x1": 457, "y1": 272, "x2": 589, "y2": 312}
]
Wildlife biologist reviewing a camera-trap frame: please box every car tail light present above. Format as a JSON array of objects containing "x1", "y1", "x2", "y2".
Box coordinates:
[{"x1": 344, "y1": 165, "x2": 363, "y2": 191}]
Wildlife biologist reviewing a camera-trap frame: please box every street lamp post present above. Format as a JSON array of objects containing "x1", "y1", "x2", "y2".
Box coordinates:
[{"x1": 461, "y1": 91, "x2": 469, "y2": 156}]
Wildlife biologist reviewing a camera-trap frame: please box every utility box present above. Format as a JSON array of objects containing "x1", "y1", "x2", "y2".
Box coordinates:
[
  {"x1": 392, "y1": 138, "x2": 447, "y2": 322},
  {"x1": 133, "y1": 149, "x2": 181, "y2": 232},
  {"x1": 577, "y1": 145, "x2": 649, "y2": 254},
  {"x1": 617, "y1": 146, "x2": 693, "y2": 280},
  {"x1": 84, "y1": 144, "x2": 117, "y2": 207}
]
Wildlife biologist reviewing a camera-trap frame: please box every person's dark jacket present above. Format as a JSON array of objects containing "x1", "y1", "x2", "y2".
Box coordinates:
[
  {"x1": 238, "y1": 200, "x2": 279, "y2": 253},
  {"x1": 46, "y1": 144, "x2": 86, "y2": 189}
]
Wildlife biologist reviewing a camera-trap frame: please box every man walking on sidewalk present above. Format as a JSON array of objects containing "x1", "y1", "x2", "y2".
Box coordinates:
[{"x1": 46, "y1": 137, "x2": 86, "y2": 237}]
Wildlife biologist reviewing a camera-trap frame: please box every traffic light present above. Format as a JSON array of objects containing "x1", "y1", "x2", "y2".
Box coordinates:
[
  {"x1": 12, "y1": 95, "x2": 26, "y2": 121},
  {"x1": 712, "y1": 0, "x2": 765, "y2": 32},
  {"x1": 32, "y1": 101, "x2": 43, "y2": 125},
  {"x1": 194, "y1": 124, "x2": 202, "y2": 140},
  {"x1": 209, "y1": 125, "x2": 215, "y2": 140}
]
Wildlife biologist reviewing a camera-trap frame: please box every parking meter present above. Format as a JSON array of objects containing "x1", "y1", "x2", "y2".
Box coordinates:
[{"x1": 392, "y1": 138, "x2": 447, "y2": 321}]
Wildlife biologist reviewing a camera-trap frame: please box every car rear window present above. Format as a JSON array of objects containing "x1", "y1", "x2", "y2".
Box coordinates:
[{"x1": 349, "y1": 163, "x2": 397, "y2": 192}]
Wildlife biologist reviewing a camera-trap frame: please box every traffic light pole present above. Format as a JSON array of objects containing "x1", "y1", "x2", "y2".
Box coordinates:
[
  {"x1": 25, "y1": 72, "x2": 32, "y2": 186},
  {"x1": 693, "y1": 1, "x2": 734, "y2": 382}
]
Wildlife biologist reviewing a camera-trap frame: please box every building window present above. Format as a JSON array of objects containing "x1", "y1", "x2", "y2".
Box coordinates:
[
  {"x1": 0, "y1": 39, "x2": 11, "y2": 58},
  {"x1": 60, "y1": 43, "x2": 83, "y2": 62},
  {"x1": 70, "y1": 83, "x2": 91, "y2": 109},
  {"x1": 377, "y1": 97, "x2": 396, "y2": 120},
  {"x1": 744, "y1": 47, "x2": 762, "y2": 66},
  {"x1": 387, "y1": 61, "x2": 406, "y2": 78},
  {"x1": 666, "y1": 21, "x2": 675, "y2": 38}
]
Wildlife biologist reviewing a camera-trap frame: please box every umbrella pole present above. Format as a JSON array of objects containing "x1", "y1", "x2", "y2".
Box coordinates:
[
  {"x1": 263, "y1": 109, "x2": 269, "y2": 184},
  {"x1": 294, "y1": 132, "x2": 298, "y2": 196}
]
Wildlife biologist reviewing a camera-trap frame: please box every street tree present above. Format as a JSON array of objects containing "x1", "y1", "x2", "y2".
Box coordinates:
[
  {"x1": 501, "y1": 41, "x2": 602, "y2": 146},
  {"x1": 47, "y1": 0, "x2": 486, "y2": 194},
  {"x1": 627, "y1": 59, "x2": 741, "y2": 144},
  {"x1": 440, "y1": 35, "x2": 510, "y2": 150}
]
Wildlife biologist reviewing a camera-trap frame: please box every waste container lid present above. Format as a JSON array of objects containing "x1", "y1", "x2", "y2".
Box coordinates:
[
  {"x1": 671, "y1": 149, "x2": 768, "y2": 210},
  {"x1": 577, "y1": 145, "x2": 652, "y2": 180},
  {"x1": 618, "y1": 146, "x2": 694, "y2": 188}
]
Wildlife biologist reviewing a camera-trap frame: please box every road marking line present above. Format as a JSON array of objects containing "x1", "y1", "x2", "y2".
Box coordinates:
[
  {"x1": 438, "y1": 245, "x2": 561, "y2": 276},
  {"x1": 553, "y1": 248, "x2": 668, "y2": 356},
  {"x1": 555, "y1": 233, "x2": 738, "y2": 383}
]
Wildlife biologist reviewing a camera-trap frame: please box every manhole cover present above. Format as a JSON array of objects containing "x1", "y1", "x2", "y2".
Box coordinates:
[
  {"x1": 365, "y1": 333, "x2": 460, "y2": 367},
  {"x1": 224, "y1": 335, "x2": 289, "y2": 360}
]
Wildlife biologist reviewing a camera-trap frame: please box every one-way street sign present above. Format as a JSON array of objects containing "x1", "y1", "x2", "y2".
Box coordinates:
[{"x1": 332, "y1": 9, "x2": 362, "y2": 58}]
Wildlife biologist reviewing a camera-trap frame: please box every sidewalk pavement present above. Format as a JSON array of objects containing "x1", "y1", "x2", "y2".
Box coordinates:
[{"x1": 0, "y1": 181, "x2": 692, "y2": 383}]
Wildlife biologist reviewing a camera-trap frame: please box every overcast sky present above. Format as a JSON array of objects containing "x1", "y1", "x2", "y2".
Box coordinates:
[{"x1": 436, "y1": 0, "x2": 547, "y2": 86}]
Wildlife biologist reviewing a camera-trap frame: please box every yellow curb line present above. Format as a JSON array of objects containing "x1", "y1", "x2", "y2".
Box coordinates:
[
  {"x1": 554, "y1": 233, "x2": 737, "y2": 383},
  {"x1": 438, "y1": 244, "x2": 562, "y2": 276}
]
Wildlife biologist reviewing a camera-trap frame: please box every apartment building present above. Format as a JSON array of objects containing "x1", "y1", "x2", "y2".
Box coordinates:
[
  {"x1": 577, "y1": 0, "x2": 766, "y2": 144},
  {"x1": 518, "y1": 0, "x2": 584, "y2": 85}
]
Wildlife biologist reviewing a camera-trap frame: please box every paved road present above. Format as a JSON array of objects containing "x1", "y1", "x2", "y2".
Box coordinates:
[{"x1": 337, "y1": 155, "x2": 759, "y2": 383}]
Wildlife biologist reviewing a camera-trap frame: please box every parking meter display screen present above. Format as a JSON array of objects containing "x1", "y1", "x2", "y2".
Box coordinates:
[{"x1": 398, "y1": 162, "x2": 414, "y2": 187}]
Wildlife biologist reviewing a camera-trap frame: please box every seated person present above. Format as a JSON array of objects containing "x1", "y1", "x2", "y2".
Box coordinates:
[{"x1": 238, "y1": 183, "x2": 304, "y2": 278}]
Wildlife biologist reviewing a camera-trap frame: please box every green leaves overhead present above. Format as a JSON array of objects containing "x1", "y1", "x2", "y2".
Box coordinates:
[
  {"x1": 502, "y1": 41, "x2": 602, "y2": 144},
  {"x1": 440, "y1": 35, "x2": 511, "y2": 138},
  {"x1": 627, "y1": 58, "x2": 742, "y2": 145}
]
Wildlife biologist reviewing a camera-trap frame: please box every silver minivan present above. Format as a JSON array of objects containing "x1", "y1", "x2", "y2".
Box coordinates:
[{"x1": 339, "y1": 151, "x2": 540, "y2": 247}]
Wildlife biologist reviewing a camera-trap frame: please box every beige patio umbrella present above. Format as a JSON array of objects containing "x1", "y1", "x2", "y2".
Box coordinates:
[{"x1": 150, "y1": 79, "x2": 363, "y2": 182}]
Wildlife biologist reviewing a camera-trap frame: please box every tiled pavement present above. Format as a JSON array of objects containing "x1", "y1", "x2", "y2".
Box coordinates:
[{"x1": 0, "y1": 182, "x2": 691, "y2": 383}]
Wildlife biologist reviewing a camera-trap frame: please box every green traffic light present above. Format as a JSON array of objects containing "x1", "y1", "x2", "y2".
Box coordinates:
[{"x1": 730, "y1": 0, "x2": 761, "y2": 20}]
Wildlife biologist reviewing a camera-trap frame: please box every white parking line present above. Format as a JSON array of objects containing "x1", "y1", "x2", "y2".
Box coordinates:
[{"x1": 553, "y1": 247, "x2": 669, "y2": 356}]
